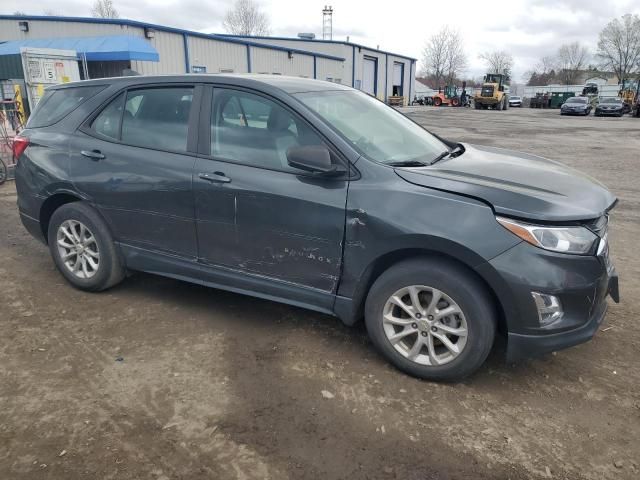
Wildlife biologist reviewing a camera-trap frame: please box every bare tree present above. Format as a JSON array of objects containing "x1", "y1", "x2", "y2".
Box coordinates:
[
  {"x1": 421, "y1": 26, "x2": 468, "y2": 87},
  {"x1": 444, "y1": 29, "x2": 467, "y2": 84},
  {"x1": 536, "y1": 55, "x2": 555, "y2": 75},
  {"x1": 597, "y1": 14, "x2": 640, "y2": 83},
  {"x1": 556, "y1": 42, "x2": 589, "y2": 84},
  {"x1": 479, "y1": 50, "x2": 513, "y2": 79},
  {"x1": 13, "y1": 11, "x2": 27, "y2": 15},
  {"x1": 92, "y1": 0, "x2": 119, "y2": 19},
  {"x1": 223, "y1": 0, "x2": 270, "y2": 36}
]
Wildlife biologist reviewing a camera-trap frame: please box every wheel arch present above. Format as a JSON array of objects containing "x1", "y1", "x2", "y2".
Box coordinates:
[
  {"x1": 39, "y1": 191, "x2": 85, "y2": 243},
  {"x1": 336, "y1": 248, "x2": 509, "y2": 337}
]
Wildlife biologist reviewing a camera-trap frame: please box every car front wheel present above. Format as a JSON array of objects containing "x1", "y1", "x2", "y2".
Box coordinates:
[
  {"x1": 364, "y1": 258, "x2": 496, "y2": 382},
  {"x1": 48, "y1": 202, "x2": 125, "y2": 292}
]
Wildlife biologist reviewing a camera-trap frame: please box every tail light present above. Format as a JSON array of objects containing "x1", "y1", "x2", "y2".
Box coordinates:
[{"x1": 12, "y1": 136, "x2": 29, "y2": 164}]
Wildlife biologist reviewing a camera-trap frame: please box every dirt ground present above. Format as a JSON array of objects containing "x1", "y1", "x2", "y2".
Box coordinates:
[{"x1": 1, "y1": 107, "x2": 639, "y2": 480}]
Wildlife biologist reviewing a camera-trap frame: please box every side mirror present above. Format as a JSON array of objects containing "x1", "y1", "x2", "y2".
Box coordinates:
[{"x1": 287, "y1": 145, "x2": 337, "y2": 174}]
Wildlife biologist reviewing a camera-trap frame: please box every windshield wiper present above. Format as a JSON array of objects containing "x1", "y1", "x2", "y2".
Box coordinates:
[
  {"x1": 431, "y1": 144, "x2": 464, "y2": 164},
  {"x1": 386, "y1": 159, "x2": 430, "y2": 167}
]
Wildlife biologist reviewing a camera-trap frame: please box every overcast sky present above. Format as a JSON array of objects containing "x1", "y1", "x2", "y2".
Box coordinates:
[{"x1": 4, "y1": 0, "x2": 640, "y2": 81}]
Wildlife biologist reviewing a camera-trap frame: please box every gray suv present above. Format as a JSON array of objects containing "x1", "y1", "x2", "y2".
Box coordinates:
[{"x1": 14, "y1": 75, "x2": 619, "y2": 381}]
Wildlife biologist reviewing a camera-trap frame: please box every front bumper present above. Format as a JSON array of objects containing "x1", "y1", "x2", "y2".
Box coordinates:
[
  {"x1": 478, "y1": 240, "x2": 619, "y2": 362},
  {"x1": 595, "y1": 109, "x2": 623, "y2": 116},
  {"x1": 506, "y1": 272, "x2": 618, "y2": 362},
  {"x1": 561, "y1": 109, "x2": 588, "y2": 115},
  {"x1": 475, "y1": 97, "x2": 499, "y2": 105}
]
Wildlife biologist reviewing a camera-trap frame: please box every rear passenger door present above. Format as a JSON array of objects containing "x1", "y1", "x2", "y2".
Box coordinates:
[
  {"x1": 70, "y1": 84, "x2": 202, "y2": 258},
  {"x1": 193, "y1": 86, "x2": 349, "y2": 294}
]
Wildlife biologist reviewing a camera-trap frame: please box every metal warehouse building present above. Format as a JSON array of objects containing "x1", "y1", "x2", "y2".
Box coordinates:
[{"x1": 0, "y1": 15, "x2": 415, "y2": 104}]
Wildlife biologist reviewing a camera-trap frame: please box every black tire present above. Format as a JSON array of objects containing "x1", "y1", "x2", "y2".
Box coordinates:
[
  {"x1": 48, "y1": 202, "x2": 125, "y2": 292},
  {"x1": 364, "y1": 258, "x2": 496, "y2": 382}
]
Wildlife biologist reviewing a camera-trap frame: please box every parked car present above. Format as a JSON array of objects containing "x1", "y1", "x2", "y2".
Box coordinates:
[
  {"x1": 508, "y1": 95, "x2": 522, "y2": 107},
  {"x1": 595, "y1": 98, "x2": 625, "y2": 117},
  {"x1": 14, "y1": 75, "x2": 619, "y2": 381},
  {"x1": 560, "y1": 96, "x2": 591, "y2": 115}
]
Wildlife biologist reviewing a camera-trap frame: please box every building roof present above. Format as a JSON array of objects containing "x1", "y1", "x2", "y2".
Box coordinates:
[
  {"x1": 0, "y1": 35, "x2": 159, "y2": 61},
  {"x1": 0, "y1": 15, "x2": 346, "y2": 62},
  {"x1": 216, "y1": 34, "x2": 417, "y2": 62}
]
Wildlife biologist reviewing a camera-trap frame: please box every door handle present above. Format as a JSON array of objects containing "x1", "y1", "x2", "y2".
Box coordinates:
[
  {"x1": 80, "y1": 150, "x2": 106, "y2": 160},
  {"x1": 199, "y1": 172, "x2": 231, "y2": 184}
]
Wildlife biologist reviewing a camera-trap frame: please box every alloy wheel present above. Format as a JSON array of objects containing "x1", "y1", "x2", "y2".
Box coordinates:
[
  {"x1": 56, "y1": 220, "x2": 100, "y2": 279},
  {"x1": 382, "y1": 285, "x2": 468, "y2": 366}
]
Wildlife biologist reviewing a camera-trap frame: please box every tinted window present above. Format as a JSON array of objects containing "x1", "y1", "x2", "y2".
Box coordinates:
[
  {"x1": 601, "y1": 98, "x2": 621, "y2": 104},
  {"x1": 121, "y1": 87, "x2": 193, "y2": 152},
  {"x1": 566, "y1": 97, "x2": 587, "y2": 104},
  {"x1": 28, "y1": 86, "x2": 105, "y2": 128},
  {"x1": 211, "y1": 89, "x2": 323, "y2": 171},
  {"x1": 91, "y1": 93, "x2": 124, "y2": 140}
]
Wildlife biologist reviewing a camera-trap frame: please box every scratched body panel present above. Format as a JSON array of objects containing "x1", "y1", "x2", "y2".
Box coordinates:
[
  {"x1": 193, "y1": 158, "x2": 348, "y2": 292},
  {"x1": 338, "y1": 162, "x2": 521, "y2": 301},
  {"x1": 68, "y1": 133, "x2": 198, "y2": 258}
]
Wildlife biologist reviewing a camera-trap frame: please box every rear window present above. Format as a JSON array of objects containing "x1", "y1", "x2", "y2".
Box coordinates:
[{"x1": 28, "y1": 86, "x2": 105, "y2": 128}]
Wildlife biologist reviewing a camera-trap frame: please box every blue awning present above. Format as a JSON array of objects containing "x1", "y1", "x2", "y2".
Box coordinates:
[{"x1": 0, "y1": 35, "x2": 159, "y2": 62}]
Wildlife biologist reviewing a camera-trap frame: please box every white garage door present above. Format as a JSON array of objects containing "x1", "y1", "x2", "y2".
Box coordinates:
[
  {"x1": 393, "y1": 62, "x2": 404, "y2": 96},
  {"x1": 362, "y1": 57, "x2": 376, "y2": 96}
]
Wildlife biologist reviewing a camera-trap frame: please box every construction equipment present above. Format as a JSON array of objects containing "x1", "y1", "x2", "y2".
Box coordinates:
[
  {"x1": 632, "y1": 79, "x2": 640, "y2": 118},
  {"x1": 529, "y1": 92, "x2": 550, "y2": 109},
  {"x1": 581, "y1": 82, "x2": 599, "y2": 107},
  {"x1": 474, "y1": 73, "x2": 509, "y2": 110},
  {"x1": 432, "y1": 85, "x2": 460, "y2": 107},
  {"x1": 619, "y1": 79, "x2": 638, "y2": 114}
]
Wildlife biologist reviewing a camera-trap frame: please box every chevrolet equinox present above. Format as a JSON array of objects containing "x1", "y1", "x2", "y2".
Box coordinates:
[{"x1": 14, "y1": 75, "x2": 619, "y2": 381}]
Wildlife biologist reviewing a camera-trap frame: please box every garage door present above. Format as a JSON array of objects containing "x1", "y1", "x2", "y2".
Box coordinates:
[
  {"x1": 362, "y1": 57, "x2": 377, "y2": 96},
  {"x1": 393, "y1": 62, "x2": 404, "y2": 96}
]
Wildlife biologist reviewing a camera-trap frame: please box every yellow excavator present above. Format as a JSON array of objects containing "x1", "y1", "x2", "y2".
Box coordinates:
[
  {"x1": 474, "y1": 73, "x2": 509, "y2": 110},
  {"x1": 619, "y1": 79, "x2": 639, "y2": 114}
]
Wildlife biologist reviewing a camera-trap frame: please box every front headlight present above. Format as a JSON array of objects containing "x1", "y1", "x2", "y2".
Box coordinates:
[{"x1": 496, "y1": 217, "x2": 599, "y2": 255}]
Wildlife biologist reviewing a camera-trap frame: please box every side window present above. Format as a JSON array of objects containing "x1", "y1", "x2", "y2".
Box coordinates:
[
  {"x1": 121, "y1": 87, "x2": 194, "y2": 153},
  {"x1": 211, "y1": 89, "x2": 326, "y2": 172},
  {"x1": 91, "y1": 93, "x2": 124, "y2": 140}
]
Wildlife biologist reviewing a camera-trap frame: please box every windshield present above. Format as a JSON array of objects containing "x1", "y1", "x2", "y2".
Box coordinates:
[
  {"x1": 511, "y1": 96, "x2": 521, "y2": 100},
  {"x1": 601, "y1": 98, "x2": 621, "y2": 104},
  {"x1": 566, "y1": 97, "x2": 586, "y2": 104},
  {"x1": 294, "y1": 90, "x2": 448, "y2": 164}
]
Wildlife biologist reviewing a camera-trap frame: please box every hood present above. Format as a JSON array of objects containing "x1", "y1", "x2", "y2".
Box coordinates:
[{"x1": 395, "y1": 143, "x2": 617, "y2": 222}]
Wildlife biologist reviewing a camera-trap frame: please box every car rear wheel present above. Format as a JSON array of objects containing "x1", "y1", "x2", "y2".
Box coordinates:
[
  {"x1": 364, "y1": 259, "x2": 496, "y2": 382},
  {"x1": 48, "y1": 202, "x2": 125, "y2": 292}
]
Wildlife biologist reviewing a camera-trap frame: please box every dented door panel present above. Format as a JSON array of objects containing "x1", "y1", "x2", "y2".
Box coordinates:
[{"x1": 194, "y1": 159, "x2": 348, "y2": 292}]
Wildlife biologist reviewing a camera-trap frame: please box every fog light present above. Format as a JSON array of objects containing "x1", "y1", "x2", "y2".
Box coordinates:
[{"x1": 531, "y1": 292, "x2": 563, "y2": 326}]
